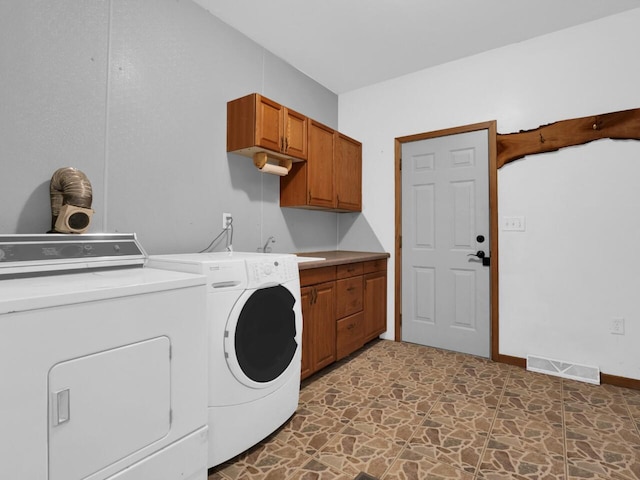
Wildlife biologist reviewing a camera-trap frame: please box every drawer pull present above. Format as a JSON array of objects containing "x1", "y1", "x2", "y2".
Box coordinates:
[
  {"x1": 347, "y1": 323, "x2": 355, "y2": 330},
  {"x1": 346, "y1": 287, "x2": 356, "y2": 292}
]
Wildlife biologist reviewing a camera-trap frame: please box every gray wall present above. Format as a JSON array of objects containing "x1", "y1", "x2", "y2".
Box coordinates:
[{"x1": 0, "y1": 0, "x2": 341, "y2": 255}]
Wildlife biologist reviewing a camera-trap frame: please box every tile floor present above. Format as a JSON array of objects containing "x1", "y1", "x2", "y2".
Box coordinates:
[{"x1": 208, "y1": 339, "x2": 640, "y2": 480}]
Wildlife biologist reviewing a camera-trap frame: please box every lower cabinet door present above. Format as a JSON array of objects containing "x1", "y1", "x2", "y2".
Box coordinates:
[
  {"x1": 300, "y1": 281, "x2": 336, "y2": 379},
  {"x1": 300, "y1": 286, "x2": 313, "y2": 379},
  {"x1": 364, "y1": 270, "x2": 387, "y2": 342},
  {"x1": 336, "y1": 312, "x2": 364, "y2": 360},
  {"x1": 311, "y1": 281, "x2": 336, "y2": 372}
]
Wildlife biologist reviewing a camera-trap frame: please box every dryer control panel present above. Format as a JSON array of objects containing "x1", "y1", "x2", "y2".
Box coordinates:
[{"x1": 0, "y1": 233, "x2": 146, "y2": 278}]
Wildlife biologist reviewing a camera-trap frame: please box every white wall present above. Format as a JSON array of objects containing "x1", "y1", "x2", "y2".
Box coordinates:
[
  {"x1": 0, "y1": 0, "x2": 339, "y2": 255},
  {"x1": 339, "y1": 9, "x2": 640, "y2": 379}
]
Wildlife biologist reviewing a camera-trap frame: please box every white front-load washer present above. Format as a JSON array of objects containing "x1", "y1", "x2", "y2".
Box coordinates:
[{"x1": 147, "y1": 252, "x2": 302, "y2": 467}]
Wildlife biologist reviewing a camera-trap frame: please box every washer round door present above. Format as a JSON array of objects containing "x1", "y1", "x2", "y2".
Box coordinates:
[{"x1": 224, "y1": 285, "x2": 299, "y2": 388}]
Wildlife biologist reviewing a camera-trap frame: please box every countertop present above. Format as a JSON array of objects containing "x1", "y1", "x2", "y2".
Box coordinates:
[{"x1": 295, "y1": 250, "x2": 390, "y2": 270}]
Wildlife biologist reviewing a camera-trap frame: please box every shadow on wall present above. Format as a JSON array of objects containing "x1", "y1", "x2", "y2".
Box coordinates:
[
  {"x1": 227, "y1": 153, "x2": 262, "y2": 203},
  {"x1": 282, "y1": 207, "x2": 339, "y2": 252},
  {"x1": 338, "y1": 213, "x2": 385, "y2": 252},
  {"x1": 14, "y1": 181, "x2": 51, "y2": 234}
]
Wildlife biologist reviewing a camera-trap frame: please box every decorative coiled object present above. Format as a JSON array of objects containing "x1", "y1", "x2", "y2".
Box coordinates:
[{"x1": 49, "y1": 167, "x2": 94, "y2": 234}]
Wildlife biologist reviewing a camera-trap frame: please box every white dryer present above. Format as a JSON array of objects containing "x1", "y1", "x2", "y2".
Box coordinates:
[
  {"x1": 0, "y1": 234, "x2": 209, "y2": 480},
  {"x1": 147, "y1": 252, "x2": 302, "y2": 467}
]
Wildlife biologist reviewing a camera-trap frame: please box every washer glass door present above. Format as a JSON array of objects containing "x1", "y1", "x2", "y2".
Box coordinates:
[{"x1": 225, "y1": 285, "x2": 299, "y2": 386}]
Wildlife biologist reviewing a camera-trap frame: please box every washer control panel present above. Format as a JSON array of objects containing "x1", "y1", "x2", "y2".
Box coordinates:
[{"x1": 245, "y1": 256, "x2": 298, "y2": 287}]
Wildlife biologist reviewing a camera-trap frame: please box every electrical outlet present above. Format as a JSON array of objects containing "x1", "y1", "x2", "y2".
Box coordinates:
[
  {"x1": 222, "y1": 213, "x2": 233, "y2": 229},
  {"x1": 611, "y1": 317, "x2": 625, "y2": 335}
]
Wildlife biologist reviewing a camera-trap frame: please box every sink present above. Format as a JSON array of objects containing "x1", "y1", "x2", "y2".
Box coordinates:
[{"x1": 295, "y1": 256, "x2": 326, "y2": 263}]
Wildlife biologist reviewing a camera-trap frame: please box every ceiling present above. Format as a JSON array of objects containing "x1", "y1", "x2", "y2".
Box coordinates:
[{"x1": 193, "y1": 0, "x2": 640, "y2": 94}]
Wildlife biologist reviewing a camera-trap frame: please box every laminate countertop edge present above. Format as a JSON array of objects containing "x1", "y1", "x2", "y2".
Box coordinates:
[{"x1": 295, "y1": 250, "x2": 390, "y2": 270}]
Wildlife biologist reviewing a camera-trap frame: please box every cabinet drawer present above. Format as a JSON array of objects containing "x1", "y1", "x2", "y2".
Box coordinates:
[
  {"x1": 299, "y1": 266, "x2": 336, "y2": 287},
  {"x1": 364, "y1": 258, "x2": 387, "y2": 274},
  {"x1": 336, "y1": 276, "x2": 363, "y2": 318},
  {"x1": 336, "y1": 312, "x2": 364, "y2": 360},
  {"x1": 336, "y1": 262, "x2": 363, "y2": 279}
]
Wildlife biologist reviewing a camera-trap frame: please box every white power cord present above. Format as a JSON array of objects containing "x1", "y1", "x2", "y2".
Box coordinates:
[{"x1": 199, "y1": 217, "x2": 233, "y2": 253}]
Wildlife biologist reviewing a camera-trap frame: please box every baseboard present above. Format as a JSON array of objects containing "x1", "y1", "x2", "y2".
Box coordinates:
[
  {"x1": 496, "y1": 354, "x2": 640, "y2": 391},
  {"x1": 494, "y1": 353, "x2": 526, "y2": 368},
  {"x1": 601, "y1": 373, "x2": 640, "y2": 391}
]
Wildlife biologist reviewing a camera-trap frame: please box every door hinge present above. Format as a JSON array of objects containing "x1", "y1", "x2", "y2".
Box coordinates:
[
  {"x1": 399, "y1": 157, "x2": 402, "y2": 170},
  {"x1": 399, "y1": 235, "x2": 402, "y2": 249}
]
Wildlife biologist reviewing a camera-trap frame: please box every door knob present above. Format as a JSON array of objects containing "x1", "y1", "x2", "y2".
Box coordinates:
[{"x1": 467, "y1": 250, "x2": 490, "y2": 266}]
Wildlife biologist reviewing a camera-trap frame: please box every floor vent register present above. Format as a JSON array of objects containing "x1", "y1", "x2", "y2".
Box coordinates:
[{"x1": 527, "y1": 354, "x2": 600, "y2": 384}]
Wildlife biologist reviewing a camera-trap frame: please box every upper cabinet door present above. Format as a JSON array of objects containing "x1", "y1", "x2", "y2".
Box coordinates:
[
  {"x1": 335, "y1": 132, "x2": 362, "y2": 212},
  {"x1": 307, "y1": 120, "x2": 335, "y2": 209},
  {"x1": 255, "y1": 95, "x2": 284, "y2": 153},
  {"x1": 283, "y1": 108, "x2": 308, "y2": 161}
]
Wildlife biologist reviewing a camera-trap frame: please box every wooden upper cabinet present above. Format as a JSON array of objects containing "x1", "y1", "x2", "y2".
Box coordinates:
[
  {"x1": 335, "y1": 132, "x2": 362, "y2": 211},
  {"x1": 281, "y1": 121, "x2": 362, "y2": 212},
  {"x1": 227, "y1": 93, "x2": 362, "y2": 212},
  {"x1": 227, "y1": 93, "x2": 308, "y2": 161}
]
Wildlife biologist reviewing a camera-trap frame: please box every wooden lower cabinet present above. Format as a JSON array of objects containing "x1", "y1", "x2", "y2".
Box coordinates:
[
  {"x1": 300, "y1": 281, "x2": 336, "y2": 379},
  {"x1": 299, "y1": 257, "x2": 387, "y2": 380}
]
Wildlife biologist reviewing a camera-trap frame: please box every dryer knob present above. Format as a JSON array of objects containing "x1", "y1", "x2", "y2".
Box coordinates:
[{"x1": 263, "y1": 264, "x2": 273, "y2": 275}]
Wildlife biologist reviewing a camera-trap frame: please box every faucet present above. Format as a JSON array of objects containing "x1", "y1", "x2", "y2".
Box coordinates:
[{"x1": 262, "y1": 236, "x2": 275, "y2": 253}]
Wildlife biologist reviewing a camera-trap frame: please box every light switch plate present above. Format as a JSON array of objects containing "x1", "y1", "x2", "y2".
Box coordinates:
[{"x1": 502, "y1": 216, "x2": 526, "y2": 231}]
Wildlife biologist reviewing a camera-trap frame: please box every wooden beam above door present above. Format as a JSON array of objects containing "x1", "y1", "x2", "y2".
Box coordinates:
[{"x1": 497, "y1": 108, "x2": 640, "y2": 168}]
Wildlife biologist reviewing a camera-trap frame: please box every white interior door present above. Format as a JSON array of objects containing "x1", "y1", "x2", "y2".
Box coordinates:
[{"x1": 401, "y1": 129, "x2": 490, "y2": 357}]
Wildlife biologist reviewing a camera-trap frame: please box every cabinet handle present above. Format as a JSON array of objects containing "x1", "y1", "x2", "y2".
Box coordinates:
[
  {"x1": 346, "y1": 287, "x2": 355, "y2": 292},
  {"x1": 347, "y1": 323, "x2": 355, "y2": 330},
  {"x1": 284, "y1": 137, "x2": 289, "y2": 152}
]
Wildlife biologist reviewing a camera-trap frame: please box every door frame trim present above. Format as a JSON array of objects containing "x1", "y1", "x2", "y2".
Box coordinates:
[{"x1": 395, "y1": 120, "x2": 502, "y2": 360}]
